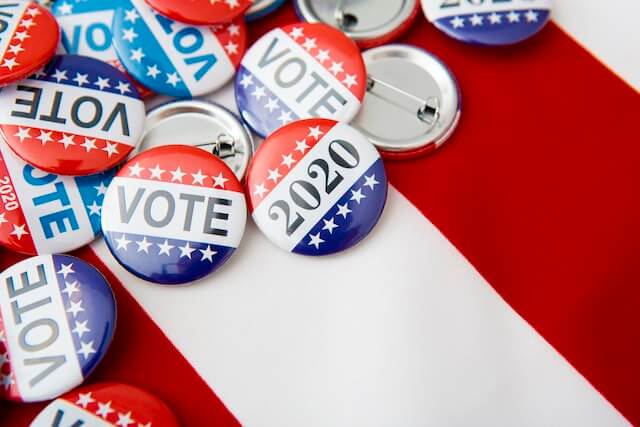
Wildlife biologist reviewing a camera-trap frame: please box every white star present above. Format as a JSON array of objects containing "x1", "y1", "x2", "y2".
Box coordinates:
[
  {"x1": 336, "y1": 203, "x2": 352, "y2": 218},
  {"x1": 128, "y1": 162, "x2": 145, "y2": 177},
  {"x1": 78, "y1": 341, "x2": 96, "y2": 360},
  {"x1": 277, "y1": 110, "x2": 293, "y2": 125},
  {"x1": 224, "y1": 41, "x2": 238, "y2": 55},
  {"x1": 76, "y1": 392, "x2": 95, "y2": 408},
  {"x1": 72, "y1": 320, "x2": 91, "y2": 339},
  {"x1": 450, "y1": 16, "x2": 465, "y2": 28},
  {"x1": 316, "y1": 49, "x2": 330, "y2": 64},
  {"x1": 322, "y1": 218, "x2": 338, "y2": 234},
  {"x1": 96, "y1": 401, "x2": 115, "y2": 418},
  {"x1": 146, "y1": 64, "x2": 160, "y2": 79},
  {"x1": 122, "y1": 27, "x2": 138, "y2": 43},
  {"x1": 507, "y1": 10, "x2": 520, "y2": 23},
  {"x1": 281, "y1": 153, "x2": 296, "y2": 168},
  {"x1": 212, "y1": 172, "x2": 229, "y2": 188},
  {"x1": 200, "y1": 245, "x2": 217, "y2": 262},
  {"x1": 73, "y1": 72, "x2": 89, "y2": 86},
  {"x1": 302, "y1": 37, "x2": 317, "y2": 51},
  {"x1": 1, "y1": 57, "x2": 18, "y2": 71},
  {"x1": 166, "y1": 72, "x2": 181, "y2": 87},
  {"x1": 124, "y1": 8, "x2": 140, "y2": 24},
  {"x1": 0, "y1": 212, "x2": 7, "y2": 226},
  {"x1": 157, "y1": 240, "x2": 174, "y2": 256},
  {"x1": 7, "y1": 43, "x2": 24, "y2": 55},
  {"x1": 350, "y1": 188, "x2": 366, "y2": 204},
  {"x1": 10, "y1": 224, "x2": 28, "y2": 240},
  {"x1": 56, "y1": 1, "x2": 72, "y2": 14},
  {"x1": 179, "y1": 242, "x2": 196, "y2": 259},
  {"x1": 295, "y1": 139, "x2": 310, "y2": 153},
  {"x1": 308, "y1": 126, "x2": 324, "y2": 140},
  {"x1": 470, "y1": 14, "x2": 483, "y2": 26},
  {"x1": 116, "y1": 81, "x2": 131, "y2": 94},
  {"x1": 130, "y1": 48, "x2": 145, "y2": 63},
  {"x1": 364, "y1": 174, "x2": 380, "y2": 190},
  {"x1": 102, "y1": 142, "x2": 119, "y2": 158},
  {"x1": 1, "y1": 374, "x2": 14, "y2": 390},
  {"x1": 308, "y1": 233, "x2": 324, "y2": 249},
  {"x1": 267, "y1": 168, "x2": 282, "y2": 183},
  {"x1": 239, "y1": 73, "x2": 253, "y2": 89},
  {"x1": 289, "y1": 26, "x2": 304, "y2": 40},
  {"x1": 329, "y1": 61, "x2": 344, "y2": 76},
  {"x1": 57, "y1": 263, "x2": 74, "y2": 278},
  {"x1": 67, "y1": 299, "x2": 85, "y2": 317},
  {"x1": 61, "y1": 280, "x2": 80, "y2": 297},
  {"x1": 81, "y1": 137, "x2": 97, "y2": 152},
  {"x1": 191, "y1": 169, "x2": 207, "y2": 185},
  {"x1": 252, "y1": 86, "x2": 266, "y2": 100},
  {"x1": 115, "y1": 234, "x2": 131, "y2": 250},
  {"x1": 225, "y1": 0, "x2": 239, "y2": 7},
  {"x1": 36, "y1": 130, "x2": 53, "y2": 146},
  {"x1": 149, "y1": 163, "x2": 165, "y2": 180},
  {"x1": 488, "y1": 12, "x2": 502, "y2": 24},
  {"x1": 26, "y1": 7, "x2": 41, "y2": 17},
  {"x1": 86, "y1": 201, "x2": 102, "y2": 216},
  {"x1": 228, "y1": 23, "x2": 240, "y2": 36},
  {"x1": 264, "y1": 97, "x2": 279, "y2": 113},
  {"x1": 0, "y1": 352, "x2": 7, "y2": 365},
  {"x1": 170, "y1": 166, "x2": 186, "y2": 182},
  {"x1": 254, "y1": 182, "x2": 267, "y2": 198},
  {"x1": 20, "y1": 18, "x2": 35, "y2": 29},
  {"x1": 136, "y1": 237, "x2": 152, "y2": 253},
  {"x1": 525, "y1": 10, "x2": 539, "y2": 22},
  {"x1": 59, "y1": 133, "x2": 76, "y2": 149},
  {"x1": 13, "y1": 127, "x2": 31, "y2": 142},
  {"x1": 117, "y1": 412, "x2": 135, "y2": 427},
  {"x1": 50, "y1": 68, "x2": 66, "y2": 83},
  {"x1": 95, "y1": 182, "x2": 109, "y2": 196},
  {"x1": 95, "y1": 76, "x2": 110, "y2": 90},
  {"x1": 0, "y1": 330, "x2": 4, "y2": 342},
  {"x1": 342, "y1": 73, "x2": 358, "y2": 89},
  {"x1": 13, "y1": 31, "x2": 29, "y2": 42}
]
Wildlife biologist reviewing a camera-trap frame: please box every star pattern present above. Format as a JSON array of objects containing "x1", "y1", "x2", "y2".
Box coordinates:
[
  {"x1": 0, "y1": 177, "x2": 30, "y2": 247},
  {"x1": 446, "y1": 9, "x2": 542, "y2": 29},
  {"x1": 0, "y1": 6, "x2": 43, "y2": 75},
  {"x1": 125, "y1": 162, "x2": 232, "y2": 189},
  {"x1": 0, "y1": 312, "x2": 16, "y2": 396},
  {"x1": 70, "y1": 391, "x2": 154, "y2": 427}
]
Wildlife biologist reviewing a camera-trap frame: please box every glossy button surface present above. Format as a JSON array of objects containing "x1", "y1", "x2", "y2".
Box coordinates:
[
  {"x1": 102, "y1": 145, "x2": 247, "y2": 285},
  {"x1": 0, "y1": 255, "x2": 116, "y2": 402},
  {"x1": 113, "y1": 0, "x2": 247, "y2": 97},
  {"x1": 235, "y1": 23, "x2": 366, "y2": 138},
  {"x1": 0, "y1": 142, "x2": 115, "y2": 255},
  {"x1": 246, "y1": 0, "x2": 287, "y2": 21},
  {"x1": 246, "y1": 119, "x2": 388, "y2": 256},
  {"x1": 144, "y1": 0, "x2": 251, "y2": 25}
]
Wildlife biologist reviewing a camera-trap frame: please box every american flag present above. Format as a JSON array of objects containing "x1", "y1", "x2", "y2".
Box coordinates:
[{"x1": 2, "y1": 1, "x2": 640, "y2": 426}]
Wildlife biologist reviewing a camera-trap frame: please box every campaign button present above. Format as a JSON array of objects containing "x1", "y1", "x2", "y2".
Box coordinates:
[
  {"x1": 0, "y1": 1, "x2": 59, "y2": 86},
  {"x1": 0, "y1": 254, "x2": 116, "y2": 403},
  {"x1": 0, "y1": 54, "x2": 146, "y2": 176},
  {"x1": 235, "y1": 23, "x2": 366, "y2": 139},
  {"x1": 421, "y1": 0, "x2": 552, "y2": 45},
  {"x1": 113, "y1": 0, "x2": 247, "y2": 98},
  {"x1": 144, "y1": 0, "x2": 251, "y2": 25},
  {"x1": 0, "y1": 142, "x2": 115, "y2": 255},
  {"x1": 30, "y1": 382, "x2": 180, "y2": 427},
  {"x1": 53, "y1": 0, "x2": 154, "y2": 98},
  {"x1": 246, "y1": 0, "x2": 287, "y2": 22},
  {"x1": 101, "y1": 145, "x2": 247, "y2": 285},
  {"x1": 246, "y1": 118, "x2": 388, "y2": 256}
]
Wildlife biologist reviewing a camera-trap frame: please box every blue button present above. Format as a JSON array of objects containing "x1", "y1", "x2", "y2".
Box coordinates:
[
  {"x1": 421, "y1": 0, "x2": 552, "y2": 45},
  {"x1": 246, "y1": 0, "x2": 287, "y2": 21},
  {"x1": 0, "y1": 254, "x2": 116, "y2": 402}
]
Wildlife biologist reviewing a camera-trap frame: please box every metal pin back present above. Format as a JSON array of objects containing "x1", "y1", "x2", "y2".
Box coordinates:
[{"x1": 353, "y1": 45, "x2": 461, "y2": 159}]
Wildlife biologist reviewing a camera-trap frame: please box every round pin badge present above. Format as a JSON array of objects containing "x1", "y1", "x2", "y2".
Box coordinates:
[
  {"x1": 246, "y1": 118, "x2": 387, "y2": 256},
  {"x1": 235, "y1": 23, "x2": 366, "y2": 139},
  {"x1": 53, "y1": 0, "x2": 154, "y2": 98},
  {"x1": 138, "y1": 99, "x2": 254, "y2": 181},
  {"x1": 30, "y1": 382, "x2": 180, "y2": 427},
  {"x1": 102, "y1": 145, "x2": 247, "y2": 285},
  {"x1": 0, "y1": 1, "x2": 59, "y2": 86},
  {"x1": 113, "y1": 0, "x2": 247, "y2": 98},
  {"x1": 0, "y1": 142, "x2": 115, "y2": 255},
  {"x1": 144, "y1": 0, "x2": 251, "y2": 25},
  {"x1": 352, "y1": 44, "x2": 460, "y2": 159},
  {"x1": 0, "y1": 54, "x2": 146, "y2": 176},
  {"x1": 0, "y1": 254, "x2": 116, "y2": 403},
  {"x1": 421, "y1": 0, "x2": 552, "y2": 45},
  {"x1": 246, "y1": 0, "x2": 287, "y2": 22},
  {"x1": 294, "y1": 0, "x2": 420, "y2": 48}
]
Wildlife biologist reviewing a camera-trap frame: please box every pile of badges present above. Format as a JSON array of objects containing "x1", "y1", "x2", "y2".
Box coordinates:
[{"x1": 0, "y1": 0, "x2": 552, "y2": 422}]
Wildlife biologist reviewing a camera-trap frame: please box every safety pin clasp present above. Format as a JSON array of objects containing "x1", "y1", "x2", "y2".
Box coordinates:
[{"x1": 194, "y1": 133, "x2": 237, "y2": 158}]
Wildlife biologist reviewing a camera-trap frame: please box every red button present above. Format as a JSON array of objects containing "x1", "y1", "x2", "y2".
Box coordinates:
[{"x1": 144, "y1": 0, "x2": 252, "y2": 25}]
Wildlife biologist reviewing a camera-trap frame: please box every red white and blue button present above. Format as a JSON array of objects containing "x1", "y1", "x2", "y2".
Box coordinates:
[
  {"x1": 246, "y1": 0, "x2": 287, "y2": 22},
  {"x1": 144, "y1": 0, "x2": 252, "y2": 25},
  {"x1": 113, "y1": 0, "x2": 247, "y2": 98},
  {"x1": 0, "y1": 142, "x2": 115, "y2": 255},
  {"x1": 0, "y1": 54, "x2": 146, "y2": 176},
  {"x1": 0, "y1": 1, "x2": 59, "y2": 86},
  {"x1": 0, "y1": 255, "x2": 116, "y2": 402},
  {"x1": 101, "y1": 145, "x2": 247, "y2": 285},
  {"x1": 30, "y1": 382, "x2": 180, "y2": 427},
  {"x1": 421, "y1": 0, "x2": 552, "y2": 45},
  {"x1": 235, "y1": 23, "x2": 366, "y2": 138},
  {"x1": 246, "y1": 119, "x2": 388, "y2": 256}
]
